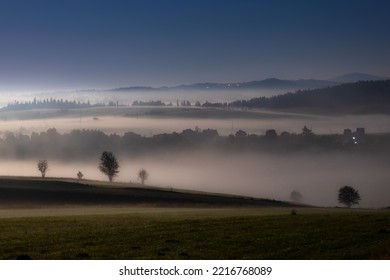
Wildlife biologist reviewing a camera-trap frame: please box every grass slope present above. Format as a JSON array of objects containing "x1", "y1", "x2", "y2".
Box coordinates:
[
  {"x1": 0, "y1": 177, "x2": 298, "y2": 208},
  {"x1": 1, "y1": 177, "x2": 388, "y2": 260}
]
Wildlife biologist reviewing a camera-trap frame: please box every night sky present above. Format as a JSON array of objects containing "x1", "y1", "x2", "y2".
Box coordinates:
[{"x1": 1, "y1": 0, "x2": 389, "y2": 92}]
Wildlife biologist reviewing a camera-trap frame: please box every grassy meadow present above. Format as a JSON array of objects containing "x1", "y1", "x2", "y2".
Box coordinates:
[{"x1": 0, "y1": 207, "x2": 389, "y2": 260}]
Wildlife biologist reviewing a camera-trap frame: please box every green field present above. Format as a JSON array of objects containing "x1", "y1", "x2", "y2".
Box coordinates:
[{"x1": 1, "y1": 207, "x2": 389, "y2": 260}]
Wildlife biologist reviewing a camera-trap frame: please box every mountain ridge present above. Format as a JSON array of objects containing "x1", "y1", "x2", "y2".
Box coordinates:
[
  {"x1": 110, "y1": 72, "x2": 388, "y2": 92},
  {"x1": 330, "y1": 72, "x2": 389, "y2": 83},
  {"x1": 228, "y1": 80, "x2": 390, "y2": 113}
]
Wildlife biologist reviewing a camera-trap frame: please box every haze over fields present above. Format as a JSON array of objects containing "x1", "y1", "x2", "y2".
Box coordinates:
[
  {"x1": 1, "y1": 80, "x2": 390, "y2": 209},
  {"x1": 0, "y1": 151, "x2": 389, "y2": 208},
  {"x1": 2, "y1": 110, "x2": 390, "y2": 136},
  {"x1": 0, "y1": 103, "x2": 389, "y2": 208},
  {"x1": 1, "y1": 1, "x2": 390, "y2": 210}
]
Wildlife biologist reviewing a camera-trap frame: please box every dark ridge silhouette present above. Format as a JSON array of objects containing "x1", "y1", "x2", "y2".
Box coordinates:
[
  {"x1": 228, "y1": 80, "x2": 390, "y2": 113},
  {"x1": 109, "y1": 78, "x2": 337, "y2": 92},
  {"x1": 331, "y1": 72, "x2": 389, "y2": 83},
  {"x1": 0, "y1": 177, "x2": 300, "y2": 208}
]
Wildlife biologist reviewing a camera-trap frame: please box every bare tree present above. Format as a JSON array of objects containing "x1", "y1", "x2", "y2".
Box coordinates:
[
  {"x1": 98, "y1": 151, "x2": 119, "y2": 182},
  {"x1": 138, "y1": 168, "x2": 149, "y2": 185},
  {"x1": 37, "y1": 159, "x2": 48, "y2": 178}
]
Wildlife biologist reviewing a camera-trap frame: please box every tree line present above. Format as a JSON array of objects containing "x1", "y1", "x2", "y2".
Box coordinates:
[
  {"x1": 3, "y1": 98, "x2": 112, "y2": 111},
  {"x1": 126, "y1": 80, "x2": 390, "y2": 112},
  {"x1": 37, "y1": 152, "x2": 149, "y2": 185},
  {"x1": 3, "y1": 81, "x2": 389, "y2": 113},
  {"x1": 1, "y1": 127, "x2": 390, "y2": 160}
]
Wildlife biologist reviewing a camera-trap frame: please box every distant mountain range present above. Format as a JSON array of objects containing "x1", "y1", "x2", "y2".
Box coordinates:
[
  {"x1": 171, "y1": 78, "x2": 338, "y2": 91},
  {"x1": 111, "y1": 72, "x2": 389, "y2": 92},
  {"x1": 111, "y1": 78, "x2": 337, "y2": 91},
  {"x1": 330, "y1": 72, "x2": 389, "y2": 83}
]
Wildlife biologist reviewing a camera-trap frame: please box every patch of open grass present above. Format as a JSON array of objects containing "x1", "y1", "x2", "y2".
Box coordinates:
[{"x1": 0, "y1": 208, "x2": 389, "y2": 259}]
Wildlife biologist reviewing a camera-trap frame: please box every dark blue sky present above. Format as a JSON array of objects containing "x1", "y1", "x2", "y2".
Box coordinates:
[{"x1": 1, "y1": 0, "x2": 389, "y2": 91}]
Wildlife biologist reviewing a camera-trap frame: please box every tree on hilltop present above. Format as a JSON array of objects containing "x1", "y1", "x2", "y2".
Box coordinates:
[
  {"x1": 98, "y1": 151, "x2": 120, "y2": 182},
  {"x1": 290, "y1": 190, "x2": 303, "y2": 203},
  {"x1": 138, "y1": 168, "x2": 149, "y2": 185},
  {"x1": 77, "y1": 171, "x2": 84, "y2": 182},
  {"x1": 37, "y1": 159, "x2": 48, "y2": 178},
  {"x1": 338, "y1": 186, "x2": 361, "y2": 208}
]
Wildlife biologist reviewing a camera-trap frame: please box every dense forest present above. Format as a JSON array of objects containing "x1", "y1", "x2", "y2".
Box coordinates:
[
  {"x1": 1, "y1": 127, "x2": 389, "y2": 160},
  {"x1": 228, "y1": 80, "x2": 390, "y2": 112},
  {"x1": 3, "y1": 98, "x2": 114, "y2": 111},
  {"x1": 132, "y1": 100, "x2": 166, "y2": 106}
]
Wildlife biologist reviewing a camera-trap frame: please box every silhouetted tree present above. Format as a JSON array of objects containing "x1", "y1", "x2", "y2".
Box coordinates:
[
  {"x1": 98, "y1": 151, "x2": 119, "y2": 182},
  {"x1": 301, "y1": 126, "x2": 314, "y2": 137},
  {"x1": 265, "y1": 129, "x2": 278, "y2": 139},
  {"x1": 290, "y1": 190, "x2": 303, "y2": 202},
  {"x1": 37, "y1": 159, "x2": 48, "y2": 178},
  {"x1": 77, "y1": 171, "x2": 84, "y2": 181},
  {"x1": 338, "y1": 186, "x2": 361, "y2": 208},
  {"x1": 138, "y1": 168, "x2": 149, "y2": 185},
  {"x1": 235, "y1": 130, "x2": 247, "y2": 138}
]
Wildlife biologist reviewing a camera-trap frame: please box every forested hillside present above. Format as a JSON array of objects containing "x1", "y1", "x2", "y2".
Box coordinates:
[{"x1": 229, "y1": 80, "x2": 390, "y2": 113}]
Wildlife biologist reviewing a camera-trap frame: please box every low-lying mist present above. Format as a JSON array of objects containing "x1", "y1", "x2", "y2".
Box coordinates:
[
  {"x1": 1, "y1": 151, "x2": 389, "y2": 208},
  {"x1": 1, "y1": 113, "x2": 390, "y2": 137}
]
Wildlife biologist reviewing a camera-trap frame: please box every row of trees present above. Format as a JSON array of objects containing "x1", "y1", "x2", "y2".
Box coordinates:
[
  {"x1": 2, "y1": 127, "x2": 388, "y2": 160},
  {"x1": 36, "y1": 152, "x2": 149, "y2": 184},
  {"x1": 3, "y1": 81, "x2": 390, "y2": 114},
  {"x1": 4, "y1": 98, "x2": 104, "y2": 110}
]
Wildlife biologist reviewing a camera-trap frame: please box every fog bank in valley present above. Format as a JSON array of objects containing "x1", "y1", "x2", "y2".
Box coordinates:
[
  {"x1": 1, "y1": 113, "x2": 390, "y2": 137},
  {"x1": 1, "y1": 151, "x2": 389, "y2": 208},
  {"x1": 0, "y1": 106, "x2": 389, "y2": 208}
]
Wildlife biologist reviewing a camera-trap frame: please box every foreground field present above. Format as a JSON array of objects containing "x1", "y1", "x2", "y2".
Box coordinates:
[
  {"x1": 0, "y1": 208, "x2": 389, "y2": 260},
  {"x1": 0, "y1": 177, "x2": 389, "y2": 260}
]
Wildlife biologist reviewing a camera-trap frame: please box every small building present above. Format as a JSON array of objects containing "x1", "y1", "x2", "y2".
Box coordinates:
[
  {"x1": 341, "y1": 127, "x2": 365, "y2": 145},
  {"x1": 343, "y1": 129, "x2": 352, "y2": 136}
]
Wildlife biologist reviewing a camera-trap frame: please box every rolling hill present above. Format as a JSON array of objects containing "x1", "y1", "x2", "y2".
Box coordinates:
[
  {"x1": 0, "y1": 177, "x2": 299, "y2": 208},
  {"x1": 331, "y1": 72, "x2": 389, "y2": 83},
  {"x1": 229, "y1": 80, "x2": 390, "y2": 113}
]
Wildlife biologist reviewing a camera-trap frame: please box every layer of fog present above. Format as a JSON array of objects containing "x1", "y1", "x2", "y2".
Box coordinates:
[
  {"x1": 1, "y1": 151, "x2": 389, "y2": 208},
  {"x1": 1, "y1": 114, "x2": 390, "y2": 137}
]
